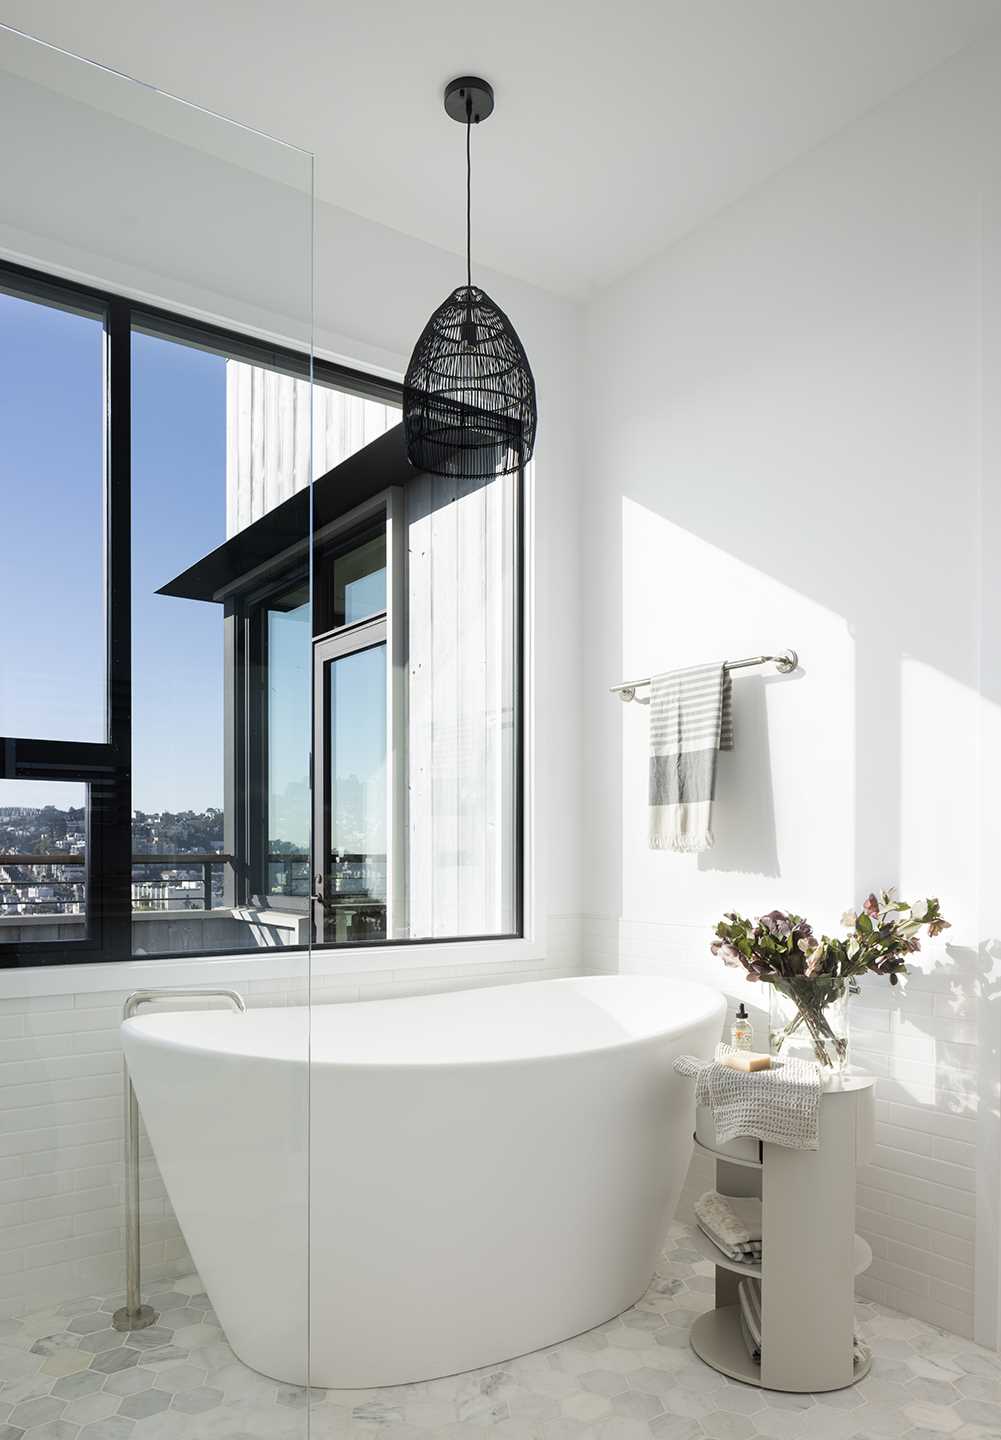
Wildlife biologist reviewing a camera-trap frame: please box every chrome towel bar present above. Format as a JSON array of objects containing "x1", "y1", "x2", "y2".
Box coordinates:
[{"x1": 611, "y1": 649, "x2": 798, "y2": 703}]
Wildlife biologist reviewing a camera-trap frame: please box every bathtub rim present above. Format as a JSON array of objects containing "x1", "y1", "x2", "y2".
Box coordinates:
[{"x1": 120, "y1": 973, "x2": 726, "y2": 1072}]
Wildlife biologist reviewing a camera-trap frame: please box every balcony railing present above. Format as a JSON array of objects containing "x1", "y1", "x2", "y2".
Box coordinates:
[
  {"x1": 0, "y1": 853, "x2": 323, "y2": 918},
  {"x1": 0, "y1": 852, "x2": 234, "y2": 915}
]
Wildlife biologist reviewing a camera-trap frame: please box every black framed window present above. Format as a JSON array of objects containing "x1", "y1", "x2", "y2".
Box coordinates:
[
  {"x1": 0, "y1": 270, "x2": 131, "y2": 965},
  {"x1": 0, "y1": 259, "x2": 523, "y2": 967}
]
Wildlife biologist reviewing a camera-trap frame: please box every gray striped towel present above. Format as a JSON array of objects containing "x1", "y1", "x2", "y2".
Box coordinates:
[
  {"x1": 737, "y1": 1278, "x2": 762, "y2": 1363},
  {"x1": 649, "y1": 663, "x2": 732, "y2": 852},
  {"x1": 738, "y1": 1275, "x2": 870, "y2": 1369}
]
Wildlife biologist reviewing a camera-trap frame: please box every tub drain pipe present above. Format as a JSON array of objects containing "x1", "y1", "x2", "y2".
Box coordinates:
[{"x1": 113, "y1": 989, "x2": 247, "y2": 1332}]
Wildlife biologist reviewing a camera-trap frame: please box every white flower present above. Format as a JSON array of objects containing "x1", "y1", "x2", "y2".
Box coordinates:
[{"x1": 805, "y1": 942, "x2": 826, "y2": 977}]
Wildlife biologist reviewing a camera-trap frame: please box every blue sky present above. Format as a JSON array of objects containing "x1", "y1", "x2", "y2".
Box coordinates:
[
  {"x1": 1, "y1": 291, "x2": 381, "y2": 846},
  {"x1": 0, "y1": 291, "x2": 105, "y2": 767},
  {"x1": 1, "y1": 294, "x2": 237, "y2": 813},
  {"x1": 131, "y1": 328, "x2": 228, "y2": 815}
]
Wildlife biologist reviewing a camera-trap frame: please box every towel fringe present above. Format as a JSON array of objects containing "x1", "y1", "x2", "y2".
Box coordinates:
[{"x1": 649, "y1": 832, "x2": 715, "y2": 853}]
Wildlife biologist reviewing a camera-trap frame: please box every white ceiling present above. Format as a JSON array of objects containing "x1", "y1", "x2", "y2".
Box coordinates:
[{"x1": 3, "y1": 0, "x2": 1000, "y2": 298}]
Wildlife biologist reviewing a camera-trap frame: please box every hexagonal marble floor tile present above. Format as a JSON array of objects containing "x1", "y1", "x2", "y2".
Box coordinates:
[{"x1": 0, "y1": 1223, "x2": 998, "y2": 1440}]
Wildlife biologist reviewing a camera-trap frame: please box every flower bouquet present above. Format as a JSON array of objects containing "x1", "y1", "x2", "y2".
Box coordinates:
[{"x1": 711, "y1": 891, "x2": 950, "y2": 1071}]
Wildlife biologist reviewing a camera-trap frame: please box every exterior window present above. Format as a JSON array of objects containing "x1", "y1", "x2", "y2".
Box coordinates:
[
  {"x1": 265, "y1": 585, "x2": 310, "y2": 903},
  {"x1": 333, "y1": 532, "x2": 386, "y2": 627},
  {"x1": 0, "y1": 260, "x2": 522, "y2": 967},
  {"x1": 0, "y1": 272, "x2": 128, "y2": 963}
]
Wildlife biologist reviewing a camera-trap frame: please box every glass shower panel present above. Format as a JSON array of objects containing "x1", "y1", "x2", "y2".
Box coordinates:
[{"x1": 0, "y1": 23, "x2": 314, "y2": 1431}]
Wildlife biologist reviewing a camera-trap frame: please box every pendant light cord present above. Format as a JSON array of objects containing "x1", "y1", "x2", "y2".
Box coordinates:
[{"x1": 465, "y1": 108, "x2": 472, "y2": 292}]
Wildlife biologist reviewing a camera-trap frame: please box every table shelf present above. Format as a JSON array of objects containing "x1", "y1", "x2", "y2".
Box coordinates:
[
  {"x1": 691, "y1": 1306, "x2": 873, "y2": 1389},
  {"x1": 692, "y1": 1225, "x2": 872, "y2": 1279},
  {"x1": 693, "y1": 1136, "x2": 762, "y2": 1170},
  {"x1": 691, "y1": 1225, "x2": 762, "y2": 1277},
  {"x1": 688, "y1": 1075, "x2": 876, "y2": 1394}
]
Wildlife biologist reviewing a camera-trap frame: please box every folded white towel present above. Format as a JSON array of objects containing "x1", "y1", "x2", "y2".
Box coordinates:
[
  {"x1": 699, "y1": 1224, "x2": 761, "y2": 1257},
  {"x1": 724, "y1": 1194, "x2": 763, "y2": 1242},
  {"x1": 696, "y1": 1222, "x2": 761, "y2": 1265},
  {"x1": 695, "y1": 1190, "x2": 762, "y2": 1247}
]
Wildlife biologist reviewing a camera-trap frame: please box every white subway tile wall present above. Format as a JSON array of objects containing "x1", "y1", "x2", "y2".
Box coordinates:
[
  {"x1": 612, "y1": 916, "x2": 980, "y2": 1341},
  {"x1": 4, "y1": 915, "x2": 974, "y2": 1342},
  {"x1": 0, "y1": 928, "x2": 581, "y2": 1320}
]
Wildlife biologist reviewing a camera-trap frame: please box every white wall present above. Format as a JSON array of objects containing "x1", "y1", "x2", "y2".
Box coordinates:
[{"x1": 581, "y1": 38, "x2": 1001, "y2": 1344}]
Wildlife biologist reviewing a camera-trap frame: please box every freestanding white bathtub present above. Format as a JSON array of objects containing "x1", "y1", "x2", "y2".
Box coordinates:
[{"x1": 122, "y1": 974, "x2": 724, "y2": 1388}]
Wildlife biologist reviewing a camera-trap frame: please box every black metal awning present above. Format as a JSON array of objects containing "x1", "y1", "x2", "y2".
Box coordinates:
[{"x1": 157, "y1": 424, "x2": 413, "y2": 603}]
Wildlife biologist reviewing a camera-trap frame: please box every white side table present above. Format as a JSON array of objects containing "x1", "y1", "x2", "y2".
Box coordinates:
[{"x1": 689, "y1": 1075, "x2": 875, "y2": 1393}]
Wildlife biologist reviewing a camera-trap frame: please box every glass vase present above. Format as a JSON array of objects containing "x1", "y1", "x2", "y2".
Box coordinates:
[{"x1": 766, "y1": 975, "x2": 851, "y2": 1074}]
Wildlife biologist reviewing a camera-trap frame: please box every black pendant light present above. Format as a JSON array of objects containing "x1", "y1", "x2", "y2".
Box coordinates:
[{"x1": 404, "y1": 77, "x2": 537, "y2": 479}]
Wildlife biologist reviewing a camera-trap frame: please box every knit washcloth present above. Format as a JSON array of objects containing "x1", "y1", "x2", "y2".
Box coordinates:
[{"x1": 675, "y1": 1043, "x2": 821, "y2": 1150}]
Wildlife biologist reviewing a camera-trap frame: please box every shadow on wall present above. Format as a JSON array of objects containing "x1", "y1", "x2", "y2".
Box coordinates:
[
  {"x1": 697, "y1": 671, "x2": 793, "y2": 878},
  {"x1": 853, "y1": 942, "x2": 998, "y2": 1120},
  {"x1": 847, "y1": 939, "x2": 999, "y2": 1336}
]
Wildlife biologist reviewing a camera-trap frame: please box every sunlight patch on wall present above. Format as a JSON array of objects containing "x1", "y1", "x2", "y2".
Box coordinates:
[{"x1": 618, "y1": 495, "x2": 852, "y2": 928}]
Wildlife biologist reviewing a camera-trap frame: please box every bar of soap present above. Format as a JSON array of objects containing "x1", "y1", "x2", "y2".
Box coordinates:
[{"x1": 723, "y1": 1051, "x2": 771, "y2": 1072}]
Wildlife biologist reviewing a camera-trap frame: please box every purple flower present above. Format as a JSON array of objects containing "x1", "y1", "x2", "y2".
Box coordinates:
[
  {"x1": 863, "y1": 894, "x2": 880, "y2": 919},
  {"x1": 744, "y1": 959, "x2": 773, "y2": 981},
  {"x1": 759, "y1": 910, "x2": 791, "y2": 938}
]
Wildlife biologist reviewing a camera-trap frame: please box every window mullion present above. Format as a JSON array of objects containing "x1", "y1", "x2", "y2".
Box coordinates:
[{"x1": 96, "y1": 297, "x2": 133, "y2": 961}]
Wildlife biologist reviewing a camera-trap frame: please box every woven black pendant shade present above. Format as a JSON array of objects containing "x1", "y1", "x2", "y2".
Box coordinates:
[
  {"x1": 404, "y1": 284, "x2": 537, "y2": 479},
  {"x1": 404, "y1": 76, "x2": 537, "y2": 480}
]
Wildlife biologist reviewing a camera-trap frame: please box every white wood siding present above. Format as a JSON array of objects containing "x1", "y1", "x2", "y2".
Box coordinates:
[
  {"x1": 406, "y1": 471, "x2": 516, "y2": 938},
  {"x1": 225, "y1": 361, "x2": 398, "y2": 535},
  {"x1": 227, "y1": 366, "x2": 516, "y2": 938}
]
